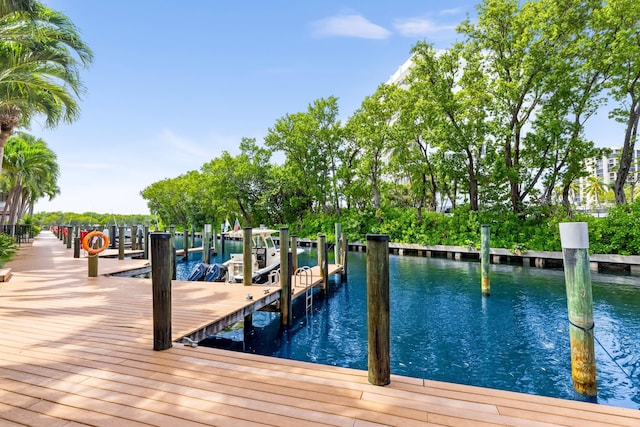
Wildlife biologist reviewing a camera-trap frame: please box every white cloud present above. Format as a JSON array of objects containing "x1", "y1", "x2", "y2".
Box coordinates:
[
  {"x1": 311, "y1": 14, "x2": 391, "y2": 39},
  {"x1": 439, "y1": 8, "x2": 465, "y2": 16},
  {"x1": 393, "y1": 17, "x2": 457, "y2": 38}
]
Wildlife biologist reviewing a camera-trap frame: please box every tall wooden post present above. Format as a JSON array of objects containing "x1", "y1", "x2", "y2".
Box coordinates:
[
  {"x1": 203, "y1": 224, "x2": 211, "y2": 264},
  {"x1": 131, "y1": 225, "x2": 138, "y2": 250},
  {"x1": 559, "y1": 222, "x2": 597, "y2": 397},
  {"x1": 243, "y1": 227, "x2": 252, "y2": 286},
  {"x1": 290, "y1": 235, "x2": 298, "y2": 272},
  {"x1": 118, "y1": 226, "x2": 125, "y2": 260},
  {"x1": 66, "y1": 226, "x2": 72, "y2": 249},
  {"x1": 143, "y1": 226, "x2": 150, "y2": 259},
  {"x1": 481, "y1": 224, "x2": 490, "y2": 297},
  {"x1": 110, "y1": 225, "x2": 117, "y2": 248},
  {"x1": 221, "y1": 232, "x2": 225, "y2": 256},
  {"x1": 341, "y1": 232, "x2": 348, "y2": 280},
  {"x1": 151, "y1": 233, "x2": 172, "y2": 351},
  {"x1": 87, "y1": 237, "x2": 99, "y2": 277},
  {"x1": 334, "y1": 223, "x2": 342, "y2": 263},
  {"x1": 318, "y1": 233, "x2": 327, "y2": 290},
  {"x1": 366, "y1": 234, "x2": 390, "y2": 386},
  {"x1": 280, "y1": 227, "x2": 291, "y2": 327},
  {"x1": 73, "y1": 235, "x2": 80, "y2": 258},
  {"x1": 213, "y1": 229, "x2": 218, "y2": 255},
  {"x1": 183, "y1": 224, "x2": 190, "y2": 261},
  {"x1": 169, "y1": 225, "x2": 176, "y2": 280}
]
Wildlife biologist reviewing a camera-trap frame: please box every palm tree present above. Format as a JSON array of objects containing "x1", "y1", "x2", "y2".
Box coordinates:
[
  {"x1": 584, "y1": 175, "x2": 608, "y2": 210},
  {"x1": 0, "y1": 0, "x2": 93, "y2": 171},
  {"x1": 0, "y1": 132, "x2": 59, "y2": 225}
]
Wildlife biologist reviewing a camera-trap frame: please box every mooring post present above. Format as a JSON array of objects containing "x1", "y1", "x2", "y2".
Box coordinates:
[
  {"x1": 213, "y1": 229, "x2": 217, "y2": 254},
  {"x1": 87, "y1": 236, "x2": 101, "y2": 277},
  {"x1": 280, "y1": 227, "x2": 291, "y2": 327},
  {"x1": 151, "y1": 232, "x2": 172, "y2": 351},
  {"x1": 203, "y1": 224, "x2": 211, "y2": 264},
  {"x1": 117, "y1": 226, "x2": 125, "y2": 260},
  {"x1": 334, "y1": 223, "x2": 342, "y2": 264},
  {"x1": 110, "y1": 225, "x2": 117, "y2": 249},
  {"x1": 143, "y1": 226, "x2": 150, "y2": 259},
  {"x1": 243, "y1": 227, "x2": 252, "y2": 286},
  {"x1": 366, "y1": 234, "x2": 390, "y2": 386},
  {"x1": 221, "y1": 231, "x2": 225, "y2": 256},
  {"x1": 341, "y1": 232, "x2": 348, "y2": 280},
  {"x1": 182, "y1": 224, "x2": 189, "y2": 261},
  {"x1": 559, "y1": 222, "x2": 597, "y2": 397},
  {"x1": 481, "y1": 224, "x2": 491, "y2": 297},
  {"x1": 131, "y1": 225, "x2": 138, "y2": 250},
  {"x1": 73, "y1": 227, "x2": 80, "y2": 258},
  {"x1": 317, "y1": 233, "x2": 327, "y2": 291},
  {"x1": 290, "y1": 235, "x2": 298, "y2": 272},
  {"x1": 169, "y1": 225, "x2": 176, "y2": 280},
  {"x1": 65, "y1": 226, "x2": 72, "y2": 249}
]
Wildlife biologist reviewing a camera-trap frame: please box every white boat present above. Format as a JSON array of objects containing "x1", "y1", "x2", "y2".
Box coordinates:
[{"x1": 188, "y1": 227, "x2": 303, "y2": 283}]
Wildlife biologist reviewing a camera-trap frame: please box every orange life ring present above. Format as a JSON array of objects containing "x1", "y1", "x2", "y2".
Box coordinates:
[{"x1": 82, "y1": 231, "x2": 109, "y2": 255}]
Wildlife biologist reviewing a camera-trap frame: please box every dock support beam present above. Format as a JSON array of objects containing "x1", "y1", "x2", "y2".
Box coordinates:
[
  {"x1": 151, "y1": 233, "x2": 172, "y2": 351},
  {"x1": 280, "y1": 227, "x2": 292, "y2": 327},
  {"x1": 131, "y1": 225, "x2": 138, "y2": 250},
  {"x1": 366, "y1": 234, "x2": 390, "y2": 386},
  {"x1": 318, "y1": 233, "x2": 327, "y2": 291},
  {"x1": 243, "y1": 227, "x2": 252, "y2": 286},
  {"x1": 559, "y1": 222, "x2": 597, "y2": 397},
  {"x1": 481, "y1": 224, "x2": 490, "y2": 297},
  {"x1": 169, "y1": 225, "x2": 176, "y2": 280},
  {"x1": 203, "y1": 224, "x2": 211, "y2": 264},
  {"x1": 334, "y1": 223, "x2": 341, "y2": 264},
  {"x1": 291, "y1": 235, "x2": 298, "y2": 272},
  {"x1": 118, "y1": 226, "x2": 125, "y2": 260},
  {"x1": 341, "y1": 232, "x2": 348, "y2": 281},
  {"x1": 183, "y1": 224, "x2": 190, "y2": 261},
  {"x1": 143, "y1": 226, "x2": 150, "y2": 260}
]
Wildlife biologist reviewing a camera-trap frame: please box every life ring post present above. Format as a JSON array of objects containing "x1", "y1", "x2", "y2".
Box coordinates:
[{"x1": 81, "y1": 231, "x2": 110, "y2": 277}]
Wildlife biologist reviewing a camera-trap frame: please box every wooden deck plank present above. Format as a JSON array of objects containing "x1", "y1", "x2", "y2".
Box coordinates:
[{"x1": 1, "y1": 231, "x2": 638, "y2": 427}]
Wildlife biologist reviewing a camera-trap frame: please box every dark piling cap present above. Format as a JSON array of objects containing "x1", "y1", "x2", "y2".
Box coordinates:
[{"x1": 366, "y1": 234, "x2": 390, "y2": 242}]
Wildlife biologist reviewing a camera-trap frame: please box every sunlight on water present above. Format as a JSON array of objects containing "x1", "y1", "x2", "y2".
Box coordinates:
[{"x1": 179, "y1": 238, "x2": 640, "y2": 409}]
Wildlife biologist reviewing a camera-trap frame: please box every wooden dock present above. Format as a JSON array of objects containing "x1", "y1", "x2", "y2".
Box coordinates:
[{"x1": 0, "y1": 231, "x2": 639, "y2": 426}]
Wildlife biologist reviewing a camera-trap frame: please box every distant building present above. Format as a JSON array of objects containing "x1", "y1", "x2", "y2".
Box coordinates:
[{"x1": 578, "y1": 148, "x2": 640, "y2": 207}]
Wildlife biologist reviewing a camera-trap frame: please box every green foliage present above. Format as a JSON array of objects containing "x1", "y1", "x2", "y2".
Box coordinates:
[
  {"x1": 32, "y1": 211, "x2": 156, "y2": 228},
  {"x1": 0, "y1": 234, "x2": 18, "y2": 266}
]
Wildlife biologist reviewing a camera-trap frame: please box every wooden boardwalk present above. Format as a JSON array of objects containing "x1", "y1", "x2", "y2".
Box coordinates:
[{"x1": 0, "y1": 231, "x2": 638, "y2": 426}]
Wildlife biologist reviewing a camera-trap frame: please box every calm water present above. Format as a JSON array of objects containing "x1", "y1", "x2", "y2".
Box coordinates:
[{"x1": 178, "y1": 238, "x2": 640, "y2": 409}]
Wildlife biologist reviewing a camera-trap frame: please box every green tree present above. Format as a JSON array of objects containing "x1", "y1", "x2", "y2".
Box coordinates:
[
  {"x1": 584, "y1": 175, "x2": 608, "y2": 208},
  {"x1": 0, "y1": 0, "x2": 93, "y2": 171},
  {"x1": 345, "y1": 83, "x2": 401, "y2": 216},
  {"x1": 592, "y1": 0, "x2": 640, "y2": 204},
  {"x1": 265, "y1": 97, "x2": 342, "y2": 216}
]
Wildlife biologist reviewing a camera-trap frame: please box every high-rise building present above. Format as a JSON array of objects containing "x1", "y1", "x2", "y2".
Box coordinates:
[{"x1": 578, "y1": 148, "x2": 640, "y2": 207}]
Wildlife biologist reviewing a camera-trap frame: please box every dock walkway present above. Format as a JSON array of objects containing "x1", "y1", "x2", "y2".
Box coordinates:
[{"x1": 1, "y1": 231, "x2": 638, "y2": 426}]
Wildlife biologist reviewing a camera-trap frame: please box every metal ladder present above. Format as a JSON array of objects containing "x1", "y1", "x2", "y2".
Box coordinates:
[{"x1": 294, "y1": 266, "x2": 313, "y2": 313}]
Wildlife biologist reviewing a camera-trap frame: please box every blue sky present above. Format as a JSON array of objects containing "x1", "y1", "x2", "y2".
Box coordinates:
[{"x1": 32, "y1": 1, "x2": 625, "y2": 215}]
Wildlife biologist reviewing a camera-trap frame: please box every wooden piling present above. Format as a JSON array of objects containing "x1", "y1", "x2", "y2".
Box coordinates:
[
  {"x1": 341, "y1": 232, "x2": 348, "y2": 280},
  {"x1": 366, "y1": 234, "x2": 390, "y2": 386},
  {"x1": 213, "y1": 229, "x2": 217, "y2": 254},
  {"x1": 559, "y1": 222, "x2": 597, "y2": 397},
  {"x1": 66, "y1": 227, "x2": 72, "y2": 249},
  {"x1": 151, "y1": 232, "x2": 172, "y2": 351},
  {"x1": 183, "y1": 224, "x2": 190, "y2": 261},
  {"x1": 143, "y1": 226, "x2": 150, "y2": 259},
  {"x1": 334, "y1": 223, "x2": 341, "y2": 264},
  {"x1": 318, "y1": 233, "x2": 327, "y2": 291},
  {"x1": 110, "y1": 225, "x2": 117, "y2": 249},
  {"x1": 481, "y1": 224, "x2": 490, "y2": 297},
  {"x1": 290, "y1": 235, "x2": 298, "y2": 272},
  {"x1": 118, "y1": 226, "x2": 125, "y2": 260},
  {"x1": 73, "y1": 236, "x2": 80, "y2": 258},
  {"x1": 169, "y1": 225, "x2": 176, "y2": 280},
  {"x1": 243, "y1": 227, "x2": 252, "y2": 286},
  {"x1": 203, "y1": 224, "x2": 211, "y2": 264},
  {"x1": 280, "y1": 227, "x2": 292, "y2": 327},
  {"x1": 87, "y1": 238, "x2": 99, "y2": 278},
  {"x1": 131, "y1": 225, "x2": 138, "y2": 250}
]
